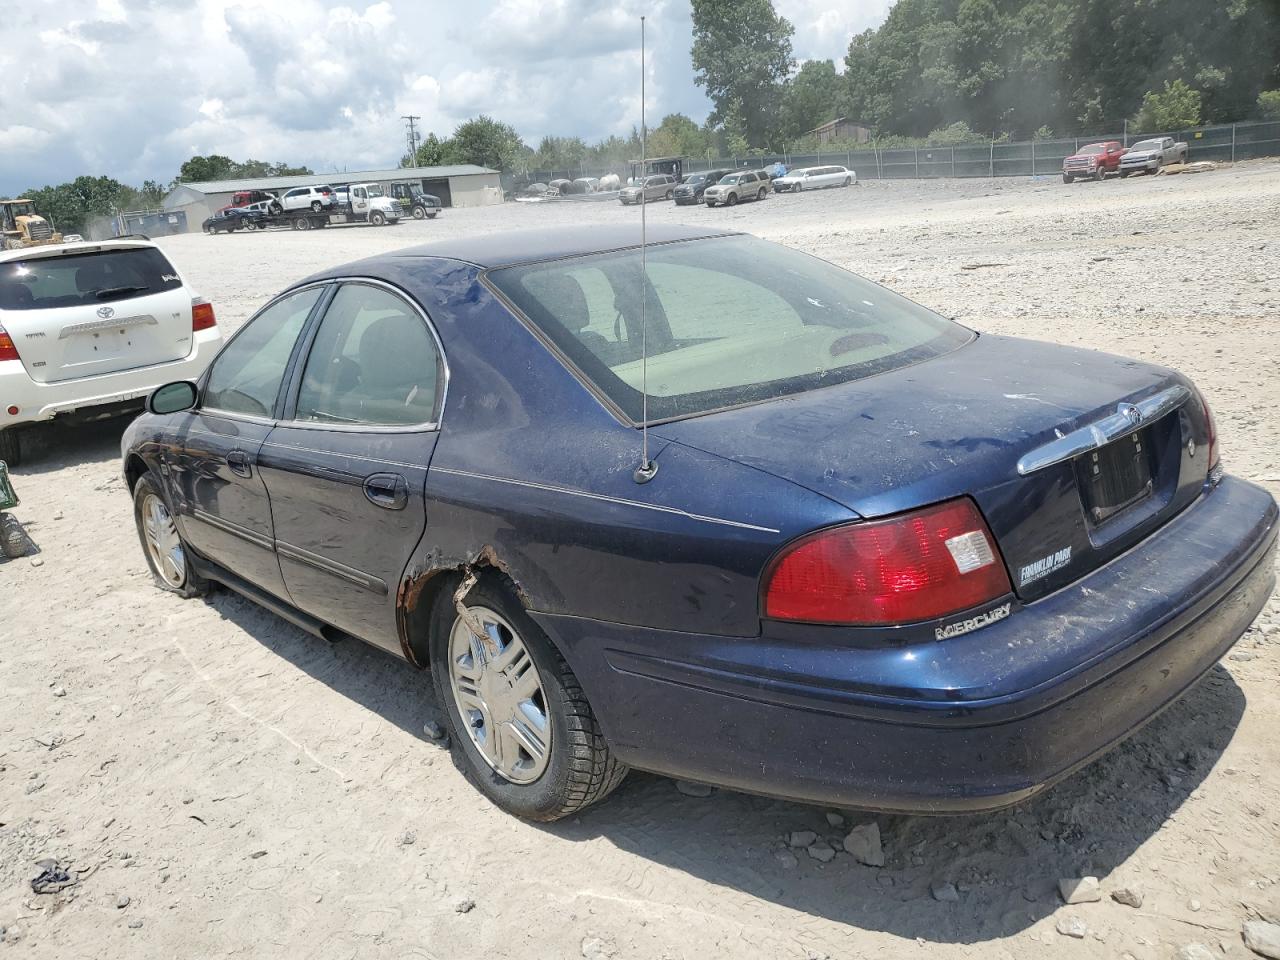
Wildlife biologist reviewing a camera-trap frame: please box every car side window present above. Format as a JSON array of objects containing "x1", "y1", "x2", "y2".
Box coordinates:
[
  {"x1": 294, "y1": 284, "x2": 442, "y2": 427},
  {"x1": 204, "y1": 287, "x2": 322, "y2": 418}
]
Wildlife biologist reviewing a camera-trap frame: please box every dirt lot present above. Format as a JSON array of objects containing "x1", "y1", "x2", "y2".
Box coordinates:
[{"x1": 2, "y1": 163, "x2": 1279, "y2": 959}]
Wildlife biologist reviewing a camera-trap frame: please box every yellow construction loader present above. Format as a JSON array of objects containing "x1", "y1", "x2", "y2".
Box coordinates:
[{"x1": 0, "y1": 199, "x2": 63, "y2": 249}]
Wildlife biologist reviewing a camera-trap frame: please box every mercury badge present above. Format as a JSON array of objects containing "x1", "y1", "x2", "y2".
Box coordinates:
[{"x1": 96, "y1": 306, "x2": 115, "y2": 320}]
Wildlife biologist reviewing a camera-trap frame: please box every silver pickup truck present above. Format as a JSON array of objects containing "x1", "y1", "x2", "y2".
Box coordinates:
[{"x1": 1120, "y1": 137, "x2": 1188, "y2": 176}]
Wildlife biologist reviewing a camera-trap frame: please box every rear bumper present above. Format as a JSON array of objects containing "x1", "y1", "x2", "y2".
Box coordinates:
[
  {"x1": 535, "y1": 476, "x2": 1277, "y2": 813},
  {"x1": 0, "y1": 328, "x2": 223, "y2": 428}
]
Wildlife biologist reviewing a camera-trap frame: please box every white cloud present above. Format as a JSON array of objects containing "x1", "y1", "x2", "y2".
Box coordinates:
[{"x1": 0, "y1": 0, "x2": 894, "y2": 194}]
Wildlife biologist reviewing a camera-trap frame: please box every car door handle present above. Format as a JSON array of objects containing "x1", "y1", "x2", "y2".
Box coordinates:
[
  {"x1": 226, "y1": 449, "x2": 252, "y2": 478},
  {"x1": 364, "y1": 473, "x2": 408, "y2": 510}
]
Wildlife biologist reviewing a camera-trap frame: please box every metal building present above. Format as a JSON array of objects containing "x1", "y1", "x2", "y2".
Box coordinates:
[{"x1": 162, "y1": 164, "x2": 502, "y2": 229}]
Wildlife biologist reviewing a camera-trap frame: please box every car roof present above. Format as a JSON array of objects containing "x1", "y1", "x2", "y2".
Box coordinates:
[
  {"x1": 314, "y1": 224, "x2": 741, "y2": 276},
  {"x1": 0, "y1": 238, "x2": 158, "y2": 264}
]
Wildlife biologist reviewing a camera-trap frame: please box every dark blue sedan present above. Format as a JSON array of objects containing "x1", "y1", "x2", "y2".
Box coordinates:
[{"x1": 121, "y1": 225, "x2": 1277, "y2": 821}]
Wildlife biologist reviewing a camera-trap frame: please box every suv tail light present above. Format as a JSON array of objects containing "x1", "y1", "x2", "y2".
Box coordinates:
[
  {"x1": 191, "y1": 299, "x2": 217, "y2": 332},
  {"x1": 763, "y1": 498, "x2": 1012, "y2": 625},
  {"x1": 0, "y1": 324, "x2": 19, "y2": 362}
]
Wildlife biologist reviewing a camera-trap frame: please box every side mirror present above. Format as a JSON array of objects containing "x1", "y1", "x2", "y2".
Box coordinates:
[{"x1": 148, "y1": 381, "x2": 198, "y2": 415}]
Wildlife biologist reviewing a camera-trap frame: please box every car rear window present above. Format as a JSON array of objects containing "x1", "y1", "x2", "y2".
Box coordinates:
[
  {"x1": 488, "y1": 235, "x2": 973, "y2": 422},
  {"x1": 0, "y1": 247, "x2": 182, "y2": 311}
]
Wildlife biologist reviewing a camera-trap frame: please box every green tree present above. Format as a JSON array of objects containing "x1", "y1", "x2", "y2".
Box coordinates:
[
  {"x1": 645, "y1": 114, "x2": 712, "y2": 159},
  {"x1": 24, "y1": 176, "x2": 132, "y2": 234},
  {"x1": 691, "y1": 0, "x2": 795, "y2": 149},
  {"x1": 1257, "y1": 90, "x2": 1280, "y2": 119},
  {"x1": 403, "y1": 132, "x2": 452, "y2": 167},
  {"x1": 778, "y1": 59, "x2": 848, "y2": 142},
  {"x1": 1134, "y1": 79, "x2": 1202, "y2": 131},
  {"x1": 177, "y1": 155, "x2": 235, "y2": 182},
  {"x1": 446, "y1": 116, "x2": 527, "y2": 171}
]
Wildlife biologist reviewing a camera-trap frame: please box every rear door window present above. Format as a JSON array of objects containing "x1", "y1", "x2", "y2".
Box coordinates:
[
  {"x1": 0, "y1": 247, "x2": 182, "y2": 310},
  {"x1": 294, "y1": 284, "x2": 442, "y2": 427}
]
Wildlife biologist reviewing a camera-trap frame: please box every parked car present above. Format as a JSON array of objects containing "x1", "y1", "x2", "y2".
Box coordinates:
[
  {"x1": 277, "y1": 185, "x2": 336, "y2": 212},
  {"x1": 222, "y1": 190, "x2": 278, "y2": 213},
  {"x1": 673, "y1": 169, "x2": 730, "y2": 205},
  {"x1": 120, "y1": 224, "x2": 1275, "y2": 822},
  {"x1": 1120, "y1": 137, "x2": 1188, "y2": 176},
  {"x1": 618, "y1": 175, "x2": 676, "y2": 205},
  {"x1": 771, "y1": 165, "x2": 854, "y2": 192},
  {"x1": 1062, "y1": 141, "x2": 1127, "y2": 182},
  {"x1": 703, "y1": 170, "x2": 770, "y2": 206},
  {"x1": 202, "y1": 207, "x2": 265, "y2": 233},
  {"x1": 0, "y1": 238, "x2": 222, "y2": 465}
]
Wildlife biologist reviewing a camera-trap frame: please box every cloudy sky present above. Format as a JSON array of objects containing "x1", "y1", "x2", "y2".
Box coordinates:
[{"x1": 1, "y1": 0, "x2": 894, "y2": 195}]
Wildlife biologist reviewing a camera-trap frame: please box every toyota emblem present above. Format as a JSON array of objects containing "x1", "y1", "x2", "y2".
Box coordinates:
[{"x1": 96, "y1": 306, "x2": 115, "y2": 319}]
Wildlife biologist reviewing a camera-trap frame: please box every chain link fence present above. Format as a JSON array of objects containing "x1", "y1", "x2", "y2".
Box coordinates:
[{"x1": 504, "y1": 119, "x2": 1280, "y2": 193}]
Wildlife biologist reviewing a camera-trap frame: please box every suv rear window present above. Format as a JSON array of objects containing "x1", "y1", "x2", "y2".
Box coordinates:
[
  {"x1": 0, "y1": 247, "x2": 182, "y2": 311},
  {"x1": 489, "y1": 235, "x2": 973, "y2": 422}
]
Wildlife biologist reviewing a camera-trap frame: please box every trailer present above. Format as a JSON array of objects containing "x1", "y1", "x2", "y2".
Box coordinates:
[{"x1": 246, "y1": 183, "x2": 403, "y2": 232}]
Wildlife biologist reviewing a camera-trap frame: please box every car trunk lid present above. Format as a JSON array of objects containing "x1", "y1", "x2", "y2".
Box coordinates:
[
  {"x1": 0, "y1": 245, "x2": 193, "y2": 384},
  {"x1": 654, "y1": 334, "x2": 1210, "y2": 602}
]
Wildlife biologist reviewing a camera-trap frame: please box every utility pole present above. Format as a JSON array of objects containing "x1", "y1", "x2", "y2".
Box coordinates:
[{"x1": 402, "y1": 115, "x2": 421, "y2": 164}]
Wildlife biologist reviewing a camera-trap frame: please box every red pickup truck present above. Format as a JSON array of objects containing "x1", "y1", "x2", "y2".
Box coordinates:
[{"x1": 1062, "y1": 141, "x2": 1126, "y2": 183}]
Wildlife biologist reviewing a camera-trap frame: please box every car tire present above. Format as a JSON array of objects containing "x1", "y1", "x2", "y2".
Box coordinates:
[
  {"x1": 432, "y1": 575, "x2": 628, "y2": 821},
  {"x1": 757, "y1": 187, "x2": 767, "y2": 200},
  {"x1": 203, "y1": 224, "x2": 212, "y2": 234},
  {"x1": 370, "y1": 210, "x2": 386, "y2": 226},
  {"x1": 665, "y1": 189, "x2": 673, "y2": 200},
  {"x1": 133, "y1": 472, "x2": 208, "y2": 598},
  {"x1": 412, "y1": 206, "x2": 426, "y2": 220},
  {"x1": 1063, "y1": 173, "x2": 1073, "y2": 183},
  {"x1": 310, "y1": 200, "x2": 323, "y2": 212},
  {"x1": 0, "y1": 427, "x2": 21, "y2": 468},
  {"x1": 292, "y1": 216, "x2": 311, "y2": 231},
  {"x1": 243, "y1": 219, "x2": 256, "y2": 231},
  {"x1": 726, "y1": 193, "x2": 738, "y2": 206},
  {"x1": 1, "y1": 512, "x2": 32, "y2": 559}
]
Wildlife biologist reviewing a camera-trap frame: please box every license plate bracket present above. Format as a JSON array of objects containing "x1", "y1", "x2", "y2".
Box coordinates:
[{"x1": 1078, "y1": 428, "x2": 1154, "y2": 523}]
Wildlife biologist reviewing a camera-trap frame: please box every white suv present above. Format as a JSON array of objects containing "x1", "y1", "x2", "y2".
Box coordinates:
[
  {"x1": 0, "y1": 239, "x2": 223, "y2": 466},
  {"x1": 277, "y1": 186, "x2": 335, "y2": 212}
]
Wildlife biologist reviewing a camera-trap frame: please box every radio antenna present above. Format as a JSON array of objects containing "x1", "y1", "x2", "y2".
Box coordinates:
[{"x1": 634, "y1": 14, "x2": 658, "y2": 484}]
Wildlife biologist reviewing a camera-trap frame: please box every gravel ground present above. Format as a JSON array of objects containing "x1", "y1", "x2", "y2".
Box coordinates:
[{"x1": 2, "y1": 162, "x2": 1278, "y2": 960}]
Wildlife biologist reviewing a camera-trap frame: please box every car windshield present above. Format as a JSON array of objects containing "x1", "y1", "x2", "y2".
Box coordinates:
[
  {"x1": 686, "y1": 175, "x2": 706, "y2": 184},
  {"x1": 719, "y1": 174, "x2": 741, "y2": 184},
  {"x1": 489, "y1": 235, "x2": 973, "y2": 422},
  {"x1": 1078, "y1": 145, "x2": 1105, "y2": 155},
  {"x1": 1132, "y1": 140, "x2": 1161, "y2": 151},
  {"x1": 365, "y1": 185, "x2": 384, "y2": 198},
  {"x1": 0, "y1": 247, "x2": 182, "y2": 311}
]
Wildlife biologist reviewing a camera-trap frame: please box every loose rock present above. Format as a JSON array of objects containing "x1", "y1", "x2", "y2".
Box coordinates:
[
  {"x1": 581, "y1": 936, "x2": 616, "y2": 959},
  {"x1": 774, "y1": 849, "x2": 799, "y2": 869},
  {"x1": 825, "y1": 812, "x2": 845, "y2": 828},
  {"x1": 1243, "y1": 920, "x2": 1280, "y2": 959},
  {"x1": 1110, "y1": 885, "x2": 1144, "y2": 908},
  {"x1": 51, "y1": 685, "x2": 66, "y2": 697},
  {"x1": 116, "y1": 894, "x2": 131, "y2": 909},
  {"x1": 675, "y1": 780, "x2": 713, "y2": 798},
  {"x1": 128, "y1": 920, "x2": 143, "y2": 930},
  {"x1": 422, "y1": 720, "x2": 447, "y2": 741},
  {"x1": 1058, "y1": 876, "x2": 1101, "y2": 904},
  {"x1": 844, "y1": 822, "x2": 885, "y2": 867},
  {"x1": 807, "y1": 840, "x2": 836, "y2": 863},
  {"x1": 788, "y1": 830, "x2": 817, "y2": 849},
  {"x1": 930, "y1": 881, "x2": 959, "y2": 902},
  {"x1": 1174, "y1": 943, "x2": 1215, "y2": 960},
  {"x1": 455, "y1": 899, "x2": 476, "y2": 914},
  {"x1": 1056, "y1": 915, "x2": 1087, "y2": 939}
]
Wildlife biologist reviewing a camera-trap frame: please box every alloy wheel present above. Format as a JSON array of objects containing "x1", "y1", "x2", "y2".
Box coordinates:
[
  {"x1": 448, "y1": 605, "x2": 552, "y2": 784},
  {"x1": 141, "y1": 493, "x2": 185, "y2": 588}
]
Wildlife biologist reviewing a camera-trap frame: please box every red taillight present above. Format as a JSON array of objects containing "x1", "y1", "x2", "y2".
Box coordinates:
[
  {"x1": 763, "y1": 498, "x2": 1012, "y2": 625},
  {"x1": 1200, "y1": 392, "x2": 1220, "y2": 471},
  {"x1": 0, "y1": 325, "x2": 19, "y2": 362},
  {"x1": 191, "y1": 299, "x2": 217, "y2": 332}
]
